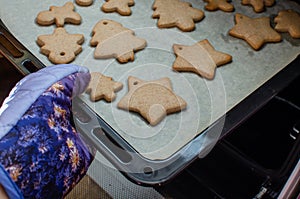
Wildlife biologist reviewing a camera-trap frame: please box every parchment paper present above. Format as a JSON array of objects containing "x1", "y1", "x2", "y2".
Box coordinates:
[{"x1": 1, "y1": 0, "x2": 300, "y2": 160}]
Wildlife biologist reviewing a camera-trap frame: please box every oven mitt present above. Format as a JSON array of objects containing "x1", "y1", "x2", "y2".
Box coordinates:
[{"x1": 0, "y1": 64, "x2": 94, "y2": 199}]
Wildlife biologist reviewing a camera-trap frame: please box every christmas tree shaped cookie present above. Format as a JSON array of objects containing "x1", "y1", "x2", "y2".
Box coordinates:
[
  {"x1": 152, "y1": 0, "x2": 204, "y2": 32},
  {"x1": 90, "y1": 19, "x2": 147, "y2": 63}
]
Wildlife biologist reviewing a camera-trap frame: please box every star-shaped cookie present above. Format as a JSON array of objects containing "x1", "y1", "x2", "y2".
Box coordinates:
[
  {"x1": 172, "y1": 39, "x2": 232, "y2": 80},
  {"x1": 117, "y1": 76, "x2": 187, "y2": 126},
  {"x1": 229, "y1": 13, "x2": 282, "y2": 50},
  {"x1": 241, "y1": 0, "x2": 275, "y2": 13},
  {"x1": 204, "y1": 0, "x2": 234, "y2": 12},
  {"x1": 37, "y1": 27, "x2": 84, "y2": 64},
  {"x1": 152, "y1": 0, "x2": 205, "y2": 32},
  {"x1": 36, "y1": 2, "x2": 81, "y2": 27},
  {"x1": 86, "y1": 72, "x2": 123, "y2": 102},
  {"x1": 274, "y1": 10, "x2": 300, "y2": 39},
  {"x1": 101, "y1": 0, "x2": 135, "y2": 16}
]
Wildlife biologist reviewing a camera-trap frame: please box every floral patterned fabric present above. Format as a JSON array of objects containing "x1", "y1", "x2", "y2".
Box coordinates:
[{"x1": 0, "y1": 73, "x2": 94, "y2": 198}]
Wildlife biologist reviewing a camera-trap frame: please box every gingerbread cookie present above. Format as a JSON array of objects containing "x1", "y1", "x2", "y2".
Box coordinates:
[
  {"x1": 172, "y1": 39, "x2": 232, "y2": 79},
  {"x1": 241, "y1": 0, "x2": 275, "y2": 13},
  {"x1": 101, "y1": 0, "x2": 135, "y2": 16},
  {"x1": 86, "y1": 72, "x2": 123, "y2": 102},
  {"x1": 76, "y1": 0, "x2": 93, "y2": 6},
  {"x1": 274, "y1": 10, "x2": 300, "y2": 39},
  {"x1": 229, "y1": 13, "x2": 282, "y2": 50},
  {"x1": 90, "y1": 19, "x2": 147, "y2": 63},
  {"x1": 37, "y1": 27, "x2": 84, "y2": 64},
  {"x1": 36, "y1": 2, "x2": 81, "y2": 27},
  {"x1": 204, "y1": 0, "x2": 234, "y2": 12},
  {"x1": 152, "y1": 0, "x2": 205, "y2": 32},
  {"x1": 117, "y1": 76, "x2": 187, "y2": 126}
]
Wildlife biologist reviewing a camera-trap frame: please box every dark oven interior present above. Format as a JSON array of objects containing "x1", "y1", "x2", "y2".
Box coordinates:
[{"x1": 156, "y1": 60, "x2": 300, "y2": 199}]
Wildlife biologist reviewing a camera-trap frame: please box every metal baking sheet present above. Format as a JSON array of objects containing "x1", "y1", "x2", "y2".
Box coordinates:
[{"x1": 1, "y1": 0, "x2": 300, "y2": 160}]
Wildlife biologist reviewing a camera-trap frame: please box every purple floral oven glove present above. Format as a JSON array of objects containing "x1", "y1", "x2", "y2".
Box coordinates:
[{"x1": 0, "y1": 64, "x2": 94, "y2": 199}]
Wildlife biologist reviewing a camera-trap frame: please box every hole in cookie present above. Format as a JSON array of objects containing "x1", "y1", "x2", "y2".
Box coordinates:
[
  {"x1": 60, "y1": 52, "x2": 66, "y2": 56},
  {"x1": 103, "y1": 21, "x2": 108, "y2": 25},
  {"x1": 133, "y1": 81, "x2": 139, "y2": 85},
  {"x1": 178, "y1": 47, "x2": 183, "y2": 50}
]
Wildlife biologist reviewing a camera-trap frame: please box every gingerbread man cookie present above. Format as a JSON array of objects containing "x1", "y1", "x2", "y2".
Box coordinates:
[
  {"x1": 90, "y1": 19, "x2": 147, "y2": 63},
  {"x1": 274, "y1": 10, "x2": 300, "y2": 39},
  {"x1": 241, "y1": 0, "x2": 275, "y2": 13},
  {"x1": 86, "y1": 72, "x2": 123, "y2": 102},
  {"x1": 37, "y1": 27, "x2": 84, "y2": 64},
  {"x1": 229, "y1": 13, "x2": 282, "y2": 50},
  {"x1": 101, "y1": 0, "x2": 135, "y2": 16},
  {"x1": 117, "y1": 76, "x2": 187, "y2": 126},
  {"x1": 36, "y1": 2, "x2": 81, "y2": 27},
  {"x1": 204, "y1": 0, "x2": 234, "y2": 12},
  {"x1": 172, "y1": 39, "x2": 232, "y2": 80},
  {"x1": 152, "y1": 0, "x2": 205, "y2": 32}
]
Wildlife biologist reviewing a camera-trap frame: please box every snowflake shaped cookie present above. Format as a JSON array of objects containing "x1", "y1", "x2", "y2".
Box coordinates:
[
  {"x1": 152, "y1": 0, "x2": 205, "y2": 32},
  {"x1": 37, "y1": 28, "x2": 84, "y2": 64},
  {"x1": 101, "y1": 0, "x2": 135, "y2": 16},
  {"x1": 36, "y1": 2, "x2": 81, "y2": 27},
  {"x1": 241, "y1": 0, "x2": 275, "y2": 13}
]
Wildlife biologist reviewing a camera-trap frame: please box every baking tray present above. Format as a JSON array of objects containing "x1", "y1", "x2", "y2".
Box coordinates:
[{"x1": 1, "y1": 0, "x2": 300, "y2": 185}]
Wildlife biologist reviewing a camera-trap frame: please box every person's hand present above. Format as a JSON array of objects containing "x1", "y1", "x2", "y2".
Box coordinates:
[{"x1": 0, "y1": 64, "x2": 94, "y2": 199}]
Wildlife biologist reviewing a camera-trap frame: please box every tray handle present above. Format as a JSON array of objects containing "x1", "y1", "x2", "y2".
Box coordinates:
[{"x1": 0, "y1": 19, "x2": 45, "y2": 75}]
